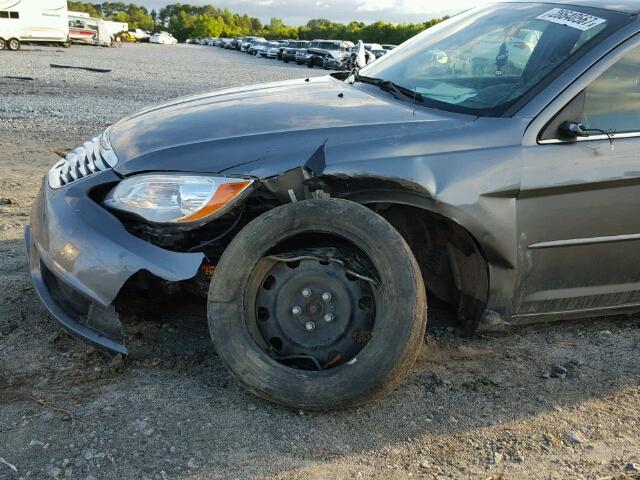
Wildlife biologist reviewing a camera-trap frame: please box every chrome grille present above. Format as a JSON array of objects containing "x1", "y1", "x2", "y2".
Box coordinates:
[{"x1": 48, "y1": 132, "x2": 118, "y2": 189}]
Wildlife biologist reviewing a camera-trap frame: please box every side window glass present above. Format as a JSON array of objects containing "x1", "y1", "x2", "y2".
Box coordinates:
[{"x1": 582, "y1": 47, "x2": 640, "y2": 133}]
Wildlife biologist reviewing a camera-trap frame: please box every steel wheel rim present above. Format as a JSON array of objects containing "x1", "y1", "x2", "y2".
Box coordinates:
[{"x1": 246, "y1": 249, "x2": 378, "y2": 371}]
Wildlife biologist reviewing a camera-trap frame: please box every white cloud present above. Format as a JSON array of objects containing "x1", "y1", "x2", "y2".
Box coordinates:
[
  {"x1": 356, "y1": 0, "x2": 489, "y2": 15},
  {"x1": 141, "y1": 0, "x2": 491, "y2": 25},
  {"x1": 356, "y1": 0, "x2": 396, "y2": 12}
]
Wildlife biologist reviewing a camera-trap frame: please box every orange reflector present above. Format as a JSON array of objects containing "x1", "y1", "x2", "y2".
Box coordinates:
[{"x1": 178, "y1": 180, "x2": 251, "y2": 223}]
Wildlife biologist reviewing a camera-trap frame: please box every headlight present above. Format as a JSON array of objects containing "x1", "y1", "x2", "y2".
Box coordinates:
[{"x1": 103, "y1": 174, "x2": 253, "y2": 224}]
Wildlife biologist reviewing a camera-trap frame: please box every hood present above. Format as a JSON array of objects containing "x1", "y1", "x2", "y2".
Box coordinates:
[
  {"x1": 308, "y1": 48, "x2": 339, "y2": 57},
  {"x1": 110, "y1": 75, "x2": 472, "y2": 178}
]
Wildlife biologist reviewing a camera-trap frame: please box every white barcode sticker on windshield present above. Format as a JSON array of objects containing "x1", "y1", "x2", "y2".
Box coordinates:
[{"x1": 537, "y1": 8, "x2": 606, "y2": 31}]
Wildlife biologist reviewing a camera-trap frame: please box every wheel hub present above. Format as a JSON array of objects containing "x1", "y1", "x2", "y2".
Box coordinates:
[{"x1": 254, "y1": 256, "x2": 376, "y2": 370}]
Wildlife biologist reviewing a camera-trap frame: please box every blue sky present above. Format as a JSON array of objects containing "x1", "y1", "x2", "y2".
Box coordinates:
[{"x1": 140, "y1": 0, "x2": 491, "y2": 25}]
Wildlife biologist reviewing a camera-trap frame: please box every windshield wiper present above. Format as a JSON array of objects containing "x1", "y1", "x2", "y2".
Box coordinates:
[{"x1": 353, "y1": 74, "x2": 424, "y2": 103}]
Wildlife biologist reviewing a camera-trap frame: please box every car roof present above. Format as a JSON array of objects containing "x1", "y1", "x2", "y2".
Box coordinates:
[{"x1": 499, "y1": 0, "x2": 640, "y2": 14}]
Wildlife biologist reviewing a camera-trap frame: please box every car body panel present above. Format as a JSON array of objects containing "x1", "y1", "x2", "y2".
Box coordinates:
[
  {"x1": 515, "y1": 28, "x2": 640, "y2": 320},
  {"x1": 109, "y1": 76, "x2": 473, "y2": 175},
  {"x1": 25, "y1": 169, "x2": 204, "y2": 352},
  {"x1": 28, "y1": 171, "x2": 204, "y2": 306}
]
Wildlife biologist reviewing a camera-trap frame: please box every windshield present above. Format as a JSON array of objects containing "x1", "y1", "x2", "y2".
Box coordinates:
[
  {"x1": 312, "y1": 41, "x2": 341, "y2": 50},
  {"x1": 360, "y1": 3, "x2": 629, "y2": 116}
]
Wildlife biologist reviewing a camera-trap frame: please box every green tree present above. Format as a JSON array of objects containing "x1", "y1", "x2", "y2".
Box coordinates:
[
  {"x1": 69, "y1": 1, "x2": 448, "y2": 43},
  {"x1": 67, "y1": 1, "x2": 101, "y2": 17}
]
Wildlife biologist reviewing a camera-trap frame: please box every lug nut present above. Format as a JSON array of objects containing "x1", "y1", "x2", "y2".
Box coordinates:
[
  {"x1": 292, "y1": 306, "x2": 302, "y2": 316},
  {"x1": 323, "y1": 313, "x2": 334, "y2": 323},
  {"x1": 302, "y1": 288, "x2": 312, "y2": 298},
  {"x1": 321, "y1": 292, "x2": 332, "y2": 302},
  {"x1": 305, "y1": 321, "x2": 316, "y2": 331}
]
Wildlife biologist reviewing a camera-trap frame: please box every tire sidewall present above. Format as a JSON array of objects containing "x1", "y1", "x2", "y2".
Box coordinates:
[{"x1": 208, "y1": 199, "x2": 426, "y2": 409}]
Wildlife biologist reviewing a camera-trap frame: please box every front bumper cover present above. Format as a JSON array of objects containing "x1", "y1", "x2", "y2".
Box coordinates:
[{"x1": 25, "y1": 170, "x2": 204, "y2": 354}]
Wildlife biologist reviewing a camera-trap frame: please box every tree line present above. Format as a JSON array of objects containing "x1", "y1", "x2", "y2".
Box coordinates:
[{"x1": 67, "y1": 1, "x2": 447, "y2": 44}]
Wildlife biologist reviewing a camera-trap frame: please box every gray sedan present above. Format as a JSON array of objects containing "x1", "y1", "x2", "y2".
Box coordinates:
[{"x1": 27, "y1": 1, "x2": 640, "y2": 409}]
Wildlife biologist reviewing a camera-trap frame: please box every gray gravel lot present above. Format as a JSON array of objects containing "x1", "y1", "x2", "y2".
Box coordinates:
[
  {"x1": 0, "y1": 43, "x2": 318, "y2": 141},
  {"x1": 0, "y1": 43, "x2": 639, "y2": 480}
]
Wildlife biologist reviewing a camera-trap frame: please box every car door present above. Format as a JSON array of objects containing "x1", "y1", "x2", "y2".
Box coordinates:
[{"x1": 515, "y1": 40, "x2": 640, "y2": 320}]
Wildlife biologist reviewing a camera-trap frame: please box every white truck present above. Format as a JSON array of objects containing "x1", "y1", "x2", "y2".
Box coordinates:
[{"x1": 0, "y1": 0, "x2": 69, "y2": 51}]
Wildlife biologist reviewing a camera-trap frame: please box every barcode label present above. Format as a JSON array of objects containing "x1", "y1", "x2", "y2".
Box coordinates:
[{"x1": 537, "y1": 8, "x2": 606, "y2": 31}]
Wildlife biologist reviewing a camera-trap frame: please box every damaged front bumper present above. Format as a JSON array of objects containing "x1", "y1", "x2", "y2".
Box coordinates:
[{"x1": 25, "y1": 170, "x2": 204, "y2": 354}]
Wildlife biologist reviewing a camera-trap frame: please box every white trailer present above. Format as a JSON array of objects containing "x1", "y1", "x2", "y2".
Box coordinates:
[
  {"x1": 0, "y1": 0, "x2": 69, "y2": 51},
  {"x1": 105, "y1": 20, "x2": 127, "y2": 38}
]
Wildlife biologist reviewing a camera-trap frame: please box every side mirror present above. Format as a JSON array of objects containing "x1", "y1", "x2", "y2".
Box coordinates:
[{"x1": 559, "y1": 121, "x2": 590, "y2": 138}]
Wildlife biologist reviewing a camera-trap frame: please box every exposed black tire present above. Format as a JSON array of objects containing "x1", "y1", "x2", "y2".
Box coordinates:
[
  {"x1": 283, "y1": 58, "x2": 289, "y2": 63},
  {"x1": 207, "y1": 198, "x2": 427, "y2": 410},
  {"x1": 306, "y1": 59, "x2": 314, "y2": 68},
  {"x1": 0, "y1": 38, "x2": 6, "y2": 50},
  {"x1": 7, "y1": 38, "x2": 19, "y2": 51}
]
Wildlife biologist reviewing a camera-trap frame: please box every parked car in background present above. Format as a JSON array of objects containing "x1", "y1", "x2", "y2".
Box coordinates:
[
  {"x1": 323, "y1": 41, "x2": 376, "y2": 70},
  {"x1": 237, "y1": 36, "x2": 260, "y2": 51},
  {"x1": 294, "y1": 45, "x2": 311, "y2": 64},
  {"x1": 129, "y1": 28, "x2": 150, "y2": 42},
  {"x1": 149, "y1": 31, "x2": 177, "y2": 45},
  {"x1": 253, "y1": 41, "x2": 270, "y2": 57},
  {"x1": 275, "y1": 39, "x2": 293, "y2": 59},
  {"x1": 281, "y1": 40, "x2": 309, "y2": 63},
  {"x1": 247, "y1": 39, "x2": 267, "y2": 55},
  {"x1": 262, "y1": 41, "x2": 282, "y2": 58},
  {"x1": 241, "y1": 37, "x2": 264, "y2": 52},
  {"x1": 305, "y1": 39, "x2": 355, "y2": 68},
  {"x1": 364, "y1": 43, "x2": 387, "y2": 58}
]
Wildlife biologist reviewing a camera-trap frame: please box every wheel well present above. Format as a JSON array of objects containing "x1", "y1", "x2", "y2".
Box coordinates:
[{"x1": 369, "y1": 203, "x2": 489, "y2": 333}]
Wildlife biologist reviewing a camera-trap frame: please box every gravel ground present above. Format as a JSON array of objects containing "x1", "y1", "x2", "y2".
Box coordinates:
[{"x1": 1, "y1": 43, "x2": 640, "y2": 480}]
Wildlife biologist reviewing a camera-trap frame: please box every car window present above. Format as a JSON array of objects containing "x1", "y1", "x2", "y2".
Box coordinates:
[
  {"x1": 582, "y1": 47, "x2": 640, "y2": 133},
  {"x1": 360, "y1": 3, "x2": 630, "y2": 116},
  {"x1": 314, "y1": 42, "x2": 340, "y2": 49}
]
